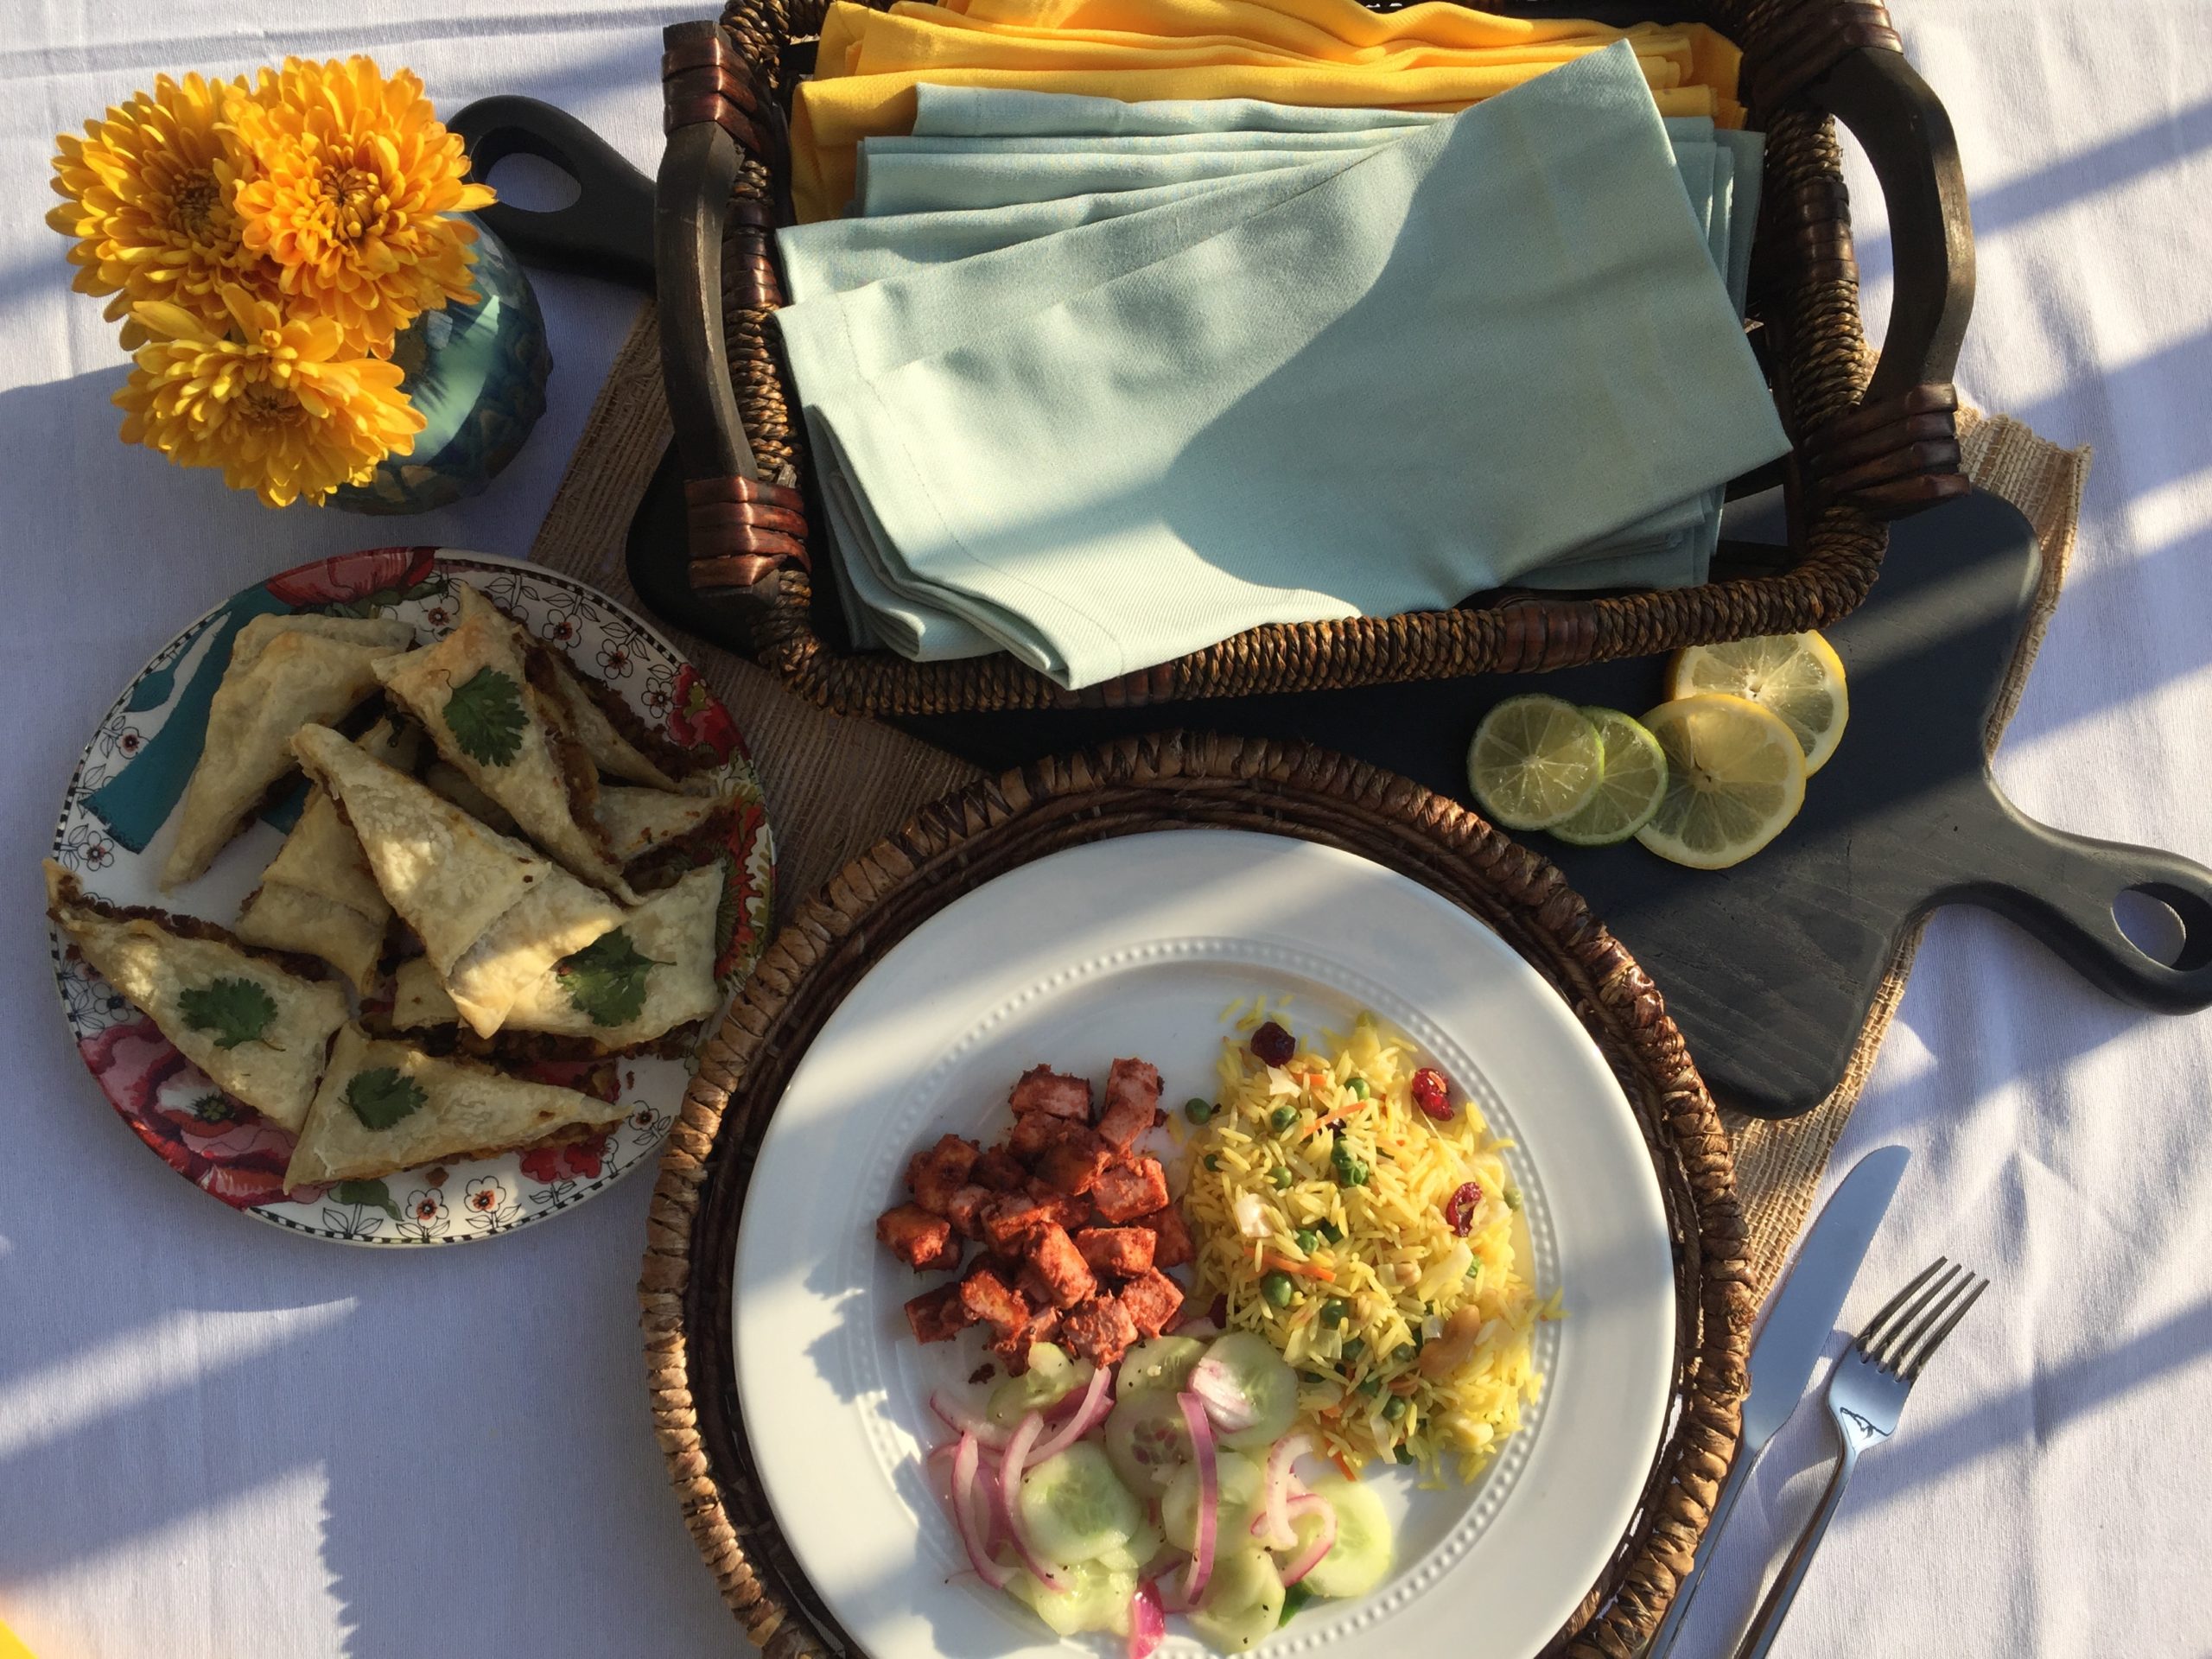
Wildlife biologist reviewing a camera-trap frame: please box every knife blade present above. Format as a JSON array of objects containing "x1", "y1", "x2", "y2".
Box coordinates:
[{"x1": 1644, "y1": 1144, "x2": 1910, "y2": 1657}]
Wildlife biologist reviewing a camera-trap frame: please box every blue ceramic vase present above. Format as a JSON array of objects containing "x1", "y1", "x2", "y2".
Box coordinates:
[{"x1": 329, "y1": 218, "x2": 552, "y2": 515}]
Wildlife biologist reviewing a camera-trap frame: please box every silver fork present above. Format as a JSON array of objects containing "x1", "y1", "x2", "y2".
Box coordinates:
[{"x1": 1729, "y1": 1258, "x2": 1989, "y2": 1659}]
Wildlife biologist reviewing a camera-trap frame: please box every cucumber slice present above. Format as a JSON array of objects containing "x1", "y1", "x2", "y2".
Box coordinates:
[
  {"x1": 1103, "y1": 1389, "x2": 1195, "y2": 1496},
  {"x1": 1161, "y1": 1451, "x2": 1266, "y2": 1553},
  {"x1": 1003, "y1": 1557, "x2": 1136, "y2": 1637},
  {"x1": 1097, "y1": 1517, "x2": 1166, "y2": 1574},
  {"x1": 1018, "y1": 1442, "x2": 1143, "y2": 1566},
  {"x1": 1190, "y1": 1547, "x2": 1287, "y2": 1653},
  {"x1": 1192, "y1": 1332, "x2": 1300, "y2": 1452},
  {"x1": 987, "y1": 1343, "x2": 1087, "y2": 1427},
  {"x1": 1116, "y1": 1335, "x2": 1208, "y2": 1400},
  {"x1": 1288, "y1": 1474, "x2": 1393, "y2": 1599}
]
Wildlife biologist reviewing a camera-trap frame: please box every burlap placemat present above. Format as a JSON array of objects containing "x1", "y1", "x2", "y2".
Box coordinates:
[{"x1": 532, "y1": 308, "x2": 2090, "y2": 1291}]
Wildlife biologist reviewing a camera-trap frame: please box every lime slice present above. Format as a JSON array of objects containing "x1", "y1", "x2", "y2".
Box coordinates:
[
  {"x1": 1466, "y1": 696, "x2": 1605, "y2": 830},
  {"x1": 1668, "y1": 632, "x2": 1849, "y2": 776},
  {"x1": 1635, "y1": 694, "x2": 1808, "y2": 869},
  {"x1": 1551, "y1": 708, "x2": 1668, "y2": 846}
]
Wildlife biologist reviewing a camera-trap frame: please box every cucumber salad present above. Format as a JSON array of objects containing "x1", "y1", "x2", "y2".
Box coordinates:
[{"x1": 928, "y1": 1328, "x2": 1394, "y2": 1653}]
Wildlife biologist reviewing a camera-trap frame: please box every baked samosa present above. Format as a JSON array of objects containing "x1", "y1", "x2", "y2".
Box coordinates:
[
  {"x1": 592, "y1": 785, "x2": 727, "y2": 863},
  {"x1": 234, "y1": 720, "x2": 421, "y2": 992},
  {"x1": 372, "y1": 584, "x2": 635, "y2": 899},
  {"x1": 284, "y1": 1023, "x2": 628, "y2": 1188},
  {"x1": 161, "y1": 613, "x2": 415, "y2": 887},
  {"x1": 533, "y1": 646, "x2": 683, "y2": 791},
  {"x1": 290, "y1": 723, "x2": 623, "y2": 1039},
  {"x1": 46, "y1": 861, "x2": 346, "y2": 1134},
  {"x1": 391, "y1": 862, "x2": 727, "y2": 1049}
]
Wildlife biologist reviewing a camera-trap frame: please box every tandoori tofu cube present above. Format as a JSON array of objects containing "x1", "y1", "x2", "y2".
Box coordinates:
[
  {"x1": 1024, "y1": 1179, "x2": 1091, "y2": 1233},
  {"x1": 1034, "y1": 1126, "x2": 1116, "y2": 1197},
  {"x1": 1024, "y1": 1222, "x2": 1096, "y2": 1308},
  {"x1": 1096, "y1": 1058, "x2": 1162, "y2": 1151},
  {"x1": 958, "y1": 1264, "x2": 1032, "y2": 1336},
  {"x1": 1060, "y1": 1294, "x2": 1140, "y2": 1366},
  {"x1": 906, "y1": 1134, "x2": 981, "y2": 1216},
  {"x1": 1116, "y1": 1269, "x2": 1185, "y2": 1338},
  {"x1": 974, "y1": 1147, "x2": 1029, "y2": 1192},
  {"x1": 982, "y1": 1192, "x2": 1050, "y2": 1252},
  {"x1": 1132, "y1": 1205, "x2": 1195, "y2": 1268},
  {"x1": 905, "y1": 1283, "x2": 972, "y2": 1344},
  {"x1": 1074, "y1": 1225, "x2": 1156, "y2": 1278},
  {"x1": 1010, "y1": 1065, "x2": 1093, "y2": 1122},
  {"x1": 1009, "y1": 1110, "x2": 1077, "y2": 1161},
  {"x1": 1090, "y1": 1155, "x2": 1171, "y2": 1223},
  {"x1": 946, "y1": 1184, "x2": 995, "y2": 1239},
  {"x1": 877, "y1": 1203, "x2": 960, "y2": 1271}
]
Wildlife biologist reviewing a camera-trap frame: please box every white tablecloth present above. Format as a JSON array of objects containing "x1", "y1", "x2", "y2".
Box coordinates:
[{"x1": 3, "y1": 3, "x2": 2209, "y2": 1654}]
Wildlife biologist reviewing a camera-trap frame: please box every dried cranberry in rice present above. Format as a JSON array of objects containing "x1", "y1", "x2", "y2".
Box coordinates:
[
  {"x1": 1411, "y1": 1068, "x2": 1453, "y2": 1121},
  {"x1": 1250, "y1": 1021, "x2": 1295, "y2": 1067}
]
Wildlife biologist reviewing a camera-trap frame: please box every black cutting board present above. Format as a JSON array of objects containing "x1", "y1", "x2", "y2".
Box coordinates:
[
  {"x1": 886, "y1": 489, "x2": 2212, "y2": 1116},
  {"x1": 441, "y1": 98, "x2": 2212, "y2": 1117}
]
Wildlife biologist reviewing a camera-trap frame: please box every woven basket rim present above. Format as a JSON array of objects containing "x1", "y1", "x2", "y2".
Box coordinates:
[
  {"x1": 639, "y1": 731, "x2": 1752, "y2": 1659},
  {"x1": 685, "y1": 0, "x2": 1894, "y2": 714}
]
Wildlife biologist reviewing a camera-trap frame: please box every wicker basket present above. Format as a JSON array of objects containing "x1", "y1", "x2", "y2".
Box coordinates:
[
  {"x1": 647, "y1": 0, "x2": 1974, "y2": 713},
  {"x1": 639, "y1": 733, "x2": 1753, "y2": 1657}
]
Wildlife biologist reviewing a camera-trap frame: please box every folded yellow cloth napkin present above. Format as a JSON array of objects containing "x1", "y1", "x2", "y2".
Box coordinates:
[{"x1": 793, "y1": 0, "x2": 1743, "y2": 219}]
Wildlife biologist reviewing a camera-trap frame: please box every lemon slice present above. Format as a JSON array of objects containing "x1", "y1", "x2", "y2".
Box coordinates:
[
  {"x1": 1466, "y1": 695, "x2": 1605, "y2": 830},
  {"x1": 1552, "y1": 707, "x2": 1668, "y2": 846},
  {"x1": 1668, "y1": 632, "x2": 1849, "y2": 776},
  {"x1": 1635, "y1": 694, "x2": 1808, "y2": 868}
]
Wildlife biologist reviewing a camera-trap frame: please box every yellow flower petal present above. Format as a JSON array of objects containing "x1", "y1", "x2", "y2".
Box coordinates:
[
  {"x1": 225, "y1": 54, "x2": 497, "y2": 358},
  {"x1": 113, "y1": 282, "x2": 425, "y2": 507}
]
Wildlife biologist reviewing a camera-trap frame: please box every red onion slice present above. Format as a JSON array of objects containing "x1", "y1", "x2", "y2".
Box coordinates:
[
  {"x1": 1128, "y1": 1580, "x2": 1166, "y2": 1659},
  {"x1": 1186, "y1": 1353, "x2": 1262, "y2": 1435},
  {"x1": 931, "y1": 1389, "x2": 1012, "y2": 1449},
  {"x1": 950, "y1": 1433, "x2": 1013, "y2": 1590},
  {"x1": 1275, "y1": 1492, "x2": 1338, "y2": 1586},
  {"x1": 999, "y1": 1409, "x2": 1067, "y2": 1592},
  {"x1": 1030, "y1": 1361, "x2": 1114, "y2": 1462},
  {"x1": 1177, "y1": 1391, "x2": 1219, "y2": 1606},
  {"x1": 1252, "y1": 1434, "x2": 1311, "y2": 1548}
]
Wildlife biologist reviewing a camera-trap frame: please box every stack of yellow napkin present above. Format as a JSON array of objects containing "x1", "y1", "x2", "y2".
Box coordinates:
[{"x1": 793, "y1": 0, "x2": 1745, "y2": 219}]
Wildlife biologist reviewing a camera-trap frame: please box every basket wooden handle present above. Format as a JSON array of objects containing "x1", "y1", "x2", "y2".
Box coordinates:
[
  {"x1": 1751, "y1": 1, "x2": 1977, "y2": 520},
  {"x1": 656, "y1": 19, "x2": 810, "y2": 653}
]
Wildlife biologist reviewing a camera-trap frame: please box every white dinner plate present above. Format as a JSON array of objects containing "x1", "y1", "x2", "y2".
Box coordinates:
[{"x1": 734, "y1": 829, "x2": 1673, "y2": 1659}]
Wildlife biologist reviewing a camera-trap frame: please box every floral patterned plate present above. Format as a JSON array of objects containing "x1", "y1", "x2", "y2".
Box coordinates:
[{"x1": 45, "y1": 548, "x2": 772, "y2": 1245}]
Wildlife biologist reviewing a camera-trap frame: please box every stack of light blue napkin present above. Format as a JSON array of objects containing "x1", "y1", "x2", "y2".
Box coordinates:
[{"x1": 772, "y1": 41, "x2": 1786, "y2": 689}]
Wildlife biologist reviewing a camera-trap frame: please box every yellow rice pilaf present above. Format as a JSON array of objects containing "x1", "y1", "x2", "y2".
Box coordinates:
[{"x1": 1180, "y1": 1007, "x2": 1549, "y2": 1483}]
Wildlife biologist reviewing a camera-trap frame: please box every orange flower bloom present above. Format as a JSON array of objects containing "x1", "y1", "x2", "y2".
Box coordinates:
[
  {"x1": 48, "y1": 73, "x2": 269, "y2": 348},
  {"x1": 115, "y1": 286, "x2": 426, "y2": 506},
  {"x1": 226, "y1": 57, "x2": 495, "y2": 356}
]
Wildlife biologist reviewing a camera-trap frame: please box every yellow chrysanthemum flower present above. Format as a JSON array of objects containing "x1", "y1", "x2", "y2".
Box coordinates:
[
  {"x1": 115, "y1": 286, "x2": 427, "y2": 507},
  {"x1": 48, "y1": 73, "x2": 268, "y2": 348},
  {"x1": 226, "y1": 56, "x2": 495, "y2": 357}
]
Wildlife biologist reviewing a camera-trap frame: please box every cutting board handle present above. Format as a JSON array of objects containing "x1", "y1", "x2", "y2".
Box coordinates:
[
  {"x1": 1956, "y1": 793, "x2": 2212, "y2": 1013},
  {"x1": 448, "y1": 96, "x2": 656, "y2": 292}
]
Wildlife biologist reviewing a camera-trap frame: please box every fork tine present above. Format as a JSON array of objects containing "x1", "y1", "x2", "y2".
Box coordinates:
[
  {"x1": 1855, "y1": 1257, "x2": 1948, "y2": 1358},
  {"x1": 1874, "y1": 1265, "x2": 1970, "y2": 1373},
  {"x1": 1871, "y1": 1262, "x2": 1967, "y2": 1370},
  {"x1": 1903, "y1": 1274, "x2": 1988, "y2": 1381}
]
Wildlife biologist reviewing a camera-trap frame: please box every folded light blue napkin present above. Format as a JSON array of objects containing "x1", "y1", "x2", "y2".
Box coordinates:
[{"x1": 773, "y1": 44, "x2": 1788, "y2": 687}]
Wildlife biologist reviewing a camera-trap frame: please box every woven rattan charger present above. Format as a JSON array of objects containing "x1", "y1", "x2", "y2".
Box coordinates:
[
  {"x1": 642, "y1": 734, "x2": 1751, "y2": 1657},
  {"x1": 642, "y1": 0, "x2": 1976, "y2": 713}
]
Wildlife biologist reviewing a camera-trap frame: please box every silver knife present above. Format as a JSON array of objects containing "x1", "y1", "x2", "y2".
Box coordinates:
[{"x1": 1644, "y1": 1144, "x2": 1910, "y2": 1658}]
